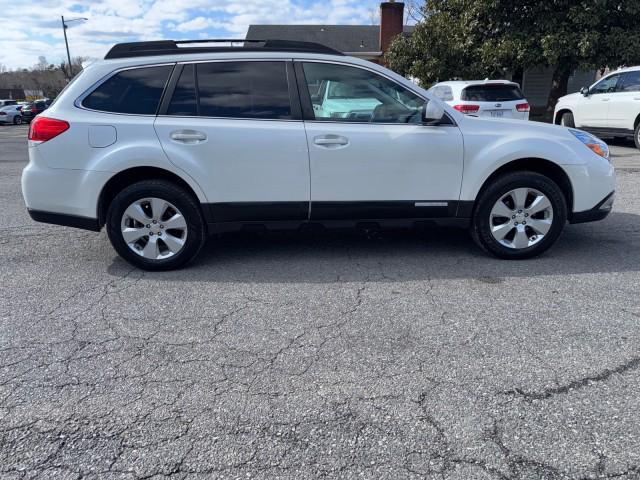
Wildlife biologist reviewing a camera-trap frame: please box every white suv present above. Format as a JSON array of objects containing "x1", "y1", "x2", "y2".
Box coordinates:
[
  {"x1": 428, "y1": 80, "x2": 530, "y2": 120},
  {"x1": 554, "y1": 66, "x2": 640, "y2": 150},
  {"x1": 22, "y1": 39, "x2": 615, "y2": 270}
]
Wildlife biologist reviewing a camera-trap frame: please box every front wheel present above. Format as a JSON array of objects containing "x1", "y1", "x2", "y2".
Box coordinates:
[
  {"x1": 106, "y1": 180, "x2": 207, "y2": 270},
  {"x1": 560, "y1": 112, "x2": 575, "y2": 128},
  {"x1": 634, "y1": 122, "x2": 640, "y2": 150},
  {"x1": 14, "y1": 116, "x2": 22, "y2": 125},
  {"x1": 471, "y1": 172, "x2": 567, "y2": 259}
]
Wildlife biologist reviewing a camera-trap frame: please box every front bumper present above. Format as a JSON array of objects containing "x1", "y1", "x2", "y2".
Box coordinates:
[{"x1": 570, "y1": 191, "x2": 615, "y2": 224}]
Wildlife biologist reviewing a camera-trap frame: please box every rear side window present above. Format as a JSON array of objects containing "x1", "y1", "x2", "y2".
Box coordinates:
[
  {"x1": 619, "y1": 71, "x2": 640, "y2": 92},
  {"x1": 83, "y1": 65, "x2": 172, "y2": 114},
  {"x1": 167, "y1": 64, "x2": 197, "y2": 116},
  {"x1": 167, "y1": 61, "x2": 291, "y2": 119},
  {"x1": 461, "y1": 84, "x2": 524, "y2": 102}
]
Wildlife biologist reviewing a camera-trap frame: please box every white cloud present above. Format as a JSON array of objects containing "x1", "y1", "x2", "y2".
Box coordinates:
[
  {"x1": 174, "y1": 17, "x2": 223, "y2": 32},
  {"x1": 0, "y1": 0, "x2": 382, "y2": 69}
]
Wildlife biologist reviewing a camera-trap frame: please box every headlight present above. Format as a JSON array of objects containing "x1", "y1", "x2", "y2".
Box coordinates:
[{"x1": 569, "y1": 129, "x2": 610, "y2": 160}]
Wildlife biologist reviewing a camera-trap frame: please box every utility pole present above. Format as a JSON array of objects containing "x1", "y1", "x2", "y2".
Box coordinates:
[
  {"x1": 60, "y1": 16, "x2": 87, "y2": 79},
  {"x1": 62, "y1": 16, "x2": 73, "y2": 78}
]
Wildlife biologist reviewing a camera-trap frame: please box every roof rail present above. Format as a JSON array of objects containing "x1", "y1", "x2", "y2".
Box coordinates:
[{"x1": 104, "y1": 39, "x2": 344, "y2": 59}]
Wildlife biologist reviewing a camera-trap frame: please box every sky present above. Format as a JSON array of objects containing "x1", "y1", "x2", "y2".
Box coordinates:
[{"x1": 0, "y1": 0, "x2": 385, "y2": 69}]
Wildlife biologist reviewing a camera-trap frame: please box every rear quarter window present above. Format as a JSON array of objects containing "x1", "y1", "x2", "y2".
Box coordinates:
[
  {"x1": 461, "y1": 84, "x2": 524, "y2": 102},
  {"x1": 82, "y1": 65, "x2": 173, "y2": 114},
  {"x1": 430, "y1": 85, "x2": 454, "y2": 101}
]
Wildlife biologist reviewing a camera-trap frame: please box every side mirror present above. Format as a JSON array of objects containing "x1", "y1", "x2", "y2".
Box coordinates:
[
  {"x1": 422, "y1": 101, "x2": 445, "y2": 124},
  {"x1": 580, "y1": 86, "x2": 590, "y2": 96}
]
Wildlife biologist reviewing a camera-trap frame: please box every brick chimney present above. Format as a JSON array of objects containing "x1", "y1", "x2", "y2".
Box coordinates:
[{"x1": 379, "y1": 1, "x2": 404, "y2": 54}]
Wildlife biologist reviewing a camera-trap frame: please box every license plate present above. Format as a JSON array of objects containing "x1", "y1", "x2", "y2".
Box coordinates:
[{"x1": 490, "y1": 110, "x2": 504, "y2": 118}]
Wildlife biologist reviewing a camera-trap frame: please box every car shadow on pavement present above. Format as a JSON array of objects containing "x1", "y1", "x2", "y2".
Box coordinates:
[
  {"x1": 107, "y1": 211, "x2": 640, "y2": 282},
  {"x1": 607, "y1": 137, "x2": 636, "y2": 148}
]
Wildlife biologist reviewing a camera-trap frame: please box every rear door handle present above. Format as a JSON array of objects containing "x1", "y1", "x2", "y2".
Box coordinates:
[
  {"x1": 601, "y1": 98, "x2": 610, "y2": 102},
  {"x1": 170, "y1": 130, "x2": 207, "y2": 144},
  {"x1": 313, "y1": 135, "x2": 349, "y2": 147}
]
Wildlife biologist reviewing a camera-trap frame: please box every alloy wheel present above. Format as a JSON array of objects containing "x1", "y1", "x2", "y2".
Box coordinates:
[
  {"x1": 120, "y1": 197, "x2": 188, "y2": 260},
  {"x1": 489, "y1": 187, "x2": 554, "y2": 249}
]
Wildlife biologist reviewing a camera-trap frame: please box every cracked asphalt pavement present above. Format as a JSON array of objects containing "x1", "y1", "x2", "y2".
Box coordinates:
[{"x1": 1, "y1": 124, "x2": 640, "y2": 479}]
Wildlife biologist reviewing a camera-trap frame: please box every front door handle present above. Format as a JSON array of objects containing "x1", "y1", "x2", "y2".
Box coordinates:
[
  {"x1": 313, "y1": 135, "x2": 349, "y2": 147},
  {"x1": 170, "y1": 130, "x2": 207, "y2": 144},
  {"x1": 601, "y1": 98, "x2": 610, "y2": 102}
]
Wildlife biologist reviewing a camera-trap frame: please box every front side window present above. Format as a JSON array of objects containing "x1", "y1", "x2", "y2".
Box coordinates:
[
  {"x1": 619, "y1": 71, "x2": 640, "y2": 92},
  {"x1": 590, "y1": 74, "x2": 620, "y2": 95},
  {"x1": 195, "y1": 61, "x2": 291, "y2": 119},
  {"x1": 302, "y1": 62, "x2": 424, "y2": 123},
  {"x1": 83, "y1": 65, "x2": 172, "y2": 114}
]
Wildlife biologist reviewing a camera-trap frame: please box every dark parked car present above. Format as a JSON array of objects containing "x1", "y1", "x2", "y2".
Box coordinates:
[{"x1": 21, "y1": 99, "x2": 52, "y2": 123}]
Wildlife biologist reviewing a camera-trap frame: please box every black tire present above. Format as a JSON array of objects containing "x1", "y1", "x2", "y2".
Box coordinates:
[
  {"x1": 634, "y1": 122, "x2": 640, "y2": 150},
  {"x1": 470, "y1": 171, "x2": 567, "y2": 260},
  {"x1": 13, "y1": 116, "x2": 22, "y2": 125},
  {"x1": 560, "y1": 112, "x2": 575, "y2": 128},
  {"x1": 106, "y1": 180, "x2": 207, "y2": 271}
]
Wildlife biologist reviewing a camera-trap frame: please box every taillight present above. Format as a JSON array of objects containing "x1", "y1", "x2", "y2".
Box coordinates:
[
  {"x1": 28, "y1": 117, "x2": 70, "y2": 142},
  {"x1": 453, "y1": 104, "x2": 480, "y2": 114},
  {"x1": 0, "y1": 112, "x2": 6, "y2": 116},
  {"x1": 516, "y1": 102, "x2": 530, "y2": 112}
]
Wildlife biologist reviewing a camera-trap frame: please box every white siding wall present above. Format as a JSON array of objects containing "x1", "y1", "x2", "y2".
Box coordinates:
[{"x1": 522, "y1": 67, "x2": 596, "y2": 107}]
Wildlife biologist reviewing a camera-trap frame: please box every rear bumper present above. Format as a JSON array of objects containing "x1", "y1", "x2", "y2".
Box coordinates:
[
  {"x1": 570, "y1": 191, "x2": 615, "y2": 224},
  {"x1": 28, "y1": 209, "x2": 100, "y2": 231},
  {"x1": 22, "y1": 149, "x2": 111, "y2": 221}
]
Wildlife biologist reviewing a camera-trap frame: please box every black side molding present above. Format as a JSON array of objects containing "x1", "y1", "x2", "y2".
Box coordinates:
[{"x1": 28, "y1": 210, "x2": 101, "y2": 232}]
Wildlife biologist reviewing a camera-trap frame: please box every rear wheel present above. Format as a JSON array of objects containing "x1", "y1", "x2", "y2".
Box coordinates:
[
  {"x1": 560, "y1": 112, "x2": 575, "y2": 128},
  {"x1": 471, "y1": 172, "x2": 567, "y2": 259},
  {"x1": 634, "y1": 122, "x2": 640, "y2": 150},
  {"x1": 106, "y1": 180, "x2": 206, "y2": 270}
]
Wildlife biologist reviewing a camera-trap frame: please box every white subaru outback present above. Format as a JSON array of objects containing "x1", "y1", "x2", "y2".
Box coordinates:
[{"x1": 22, "y1": 39, "x2": 615, "y2": 270}]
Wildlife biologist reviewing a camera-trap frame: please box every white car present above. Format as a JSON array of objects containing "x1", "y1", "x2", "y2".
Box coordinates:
[
  {"x1": 0, "y1": 99, "x2": 18, "y2": 108},
  {"x1": 428, "y1": 80, "x2": 530, "y2": 120},
  {"x1": 0, "y1": 105, "x2": 24, "y2": 125},
  {"x1": 22, "y1": 39, "x2": 614, "y2": 270},
  {"x1": 554, "y1": 66, "x2": 640, "y2": 150}
]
